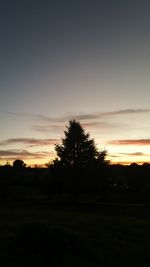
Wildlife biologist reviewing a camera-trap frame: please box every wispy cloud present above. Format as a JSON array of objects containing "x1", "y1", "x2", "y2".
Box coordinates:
[
  {"x1": 101, "y1": 109, "x2": 150, "y2": 117},
  {"x1": 109, "y1": 139, "x2": 150, "y2": 146},
  {"x1": 64, "y1": 108, "x2": 150, "y2": 120},
  {"x1": 0, "y1": 149, "x2": 52, "y2": 159},
  {"x1": 73, "y1": 109, "x2": 150, "y2": 120},
  {"x1": 81, "y1": 121, "x2": 110, "y2": 128},
  {"x1": 31, "y1": 124, "x2": 64, "y2": 133},
  {"x1": 118, "y1": 152, "x2": 146, "y2": 156},
  {"x1": 32, "y1": 121, "x2": 113, "y2": 133},
  {"x1": 6, "y1": 108, "x2": 150, "y2": 123},
  {"x1": 0, "y1": 138, "x2": 60, "y2": 147},
  {"x1": 29, "y1": 109, "x2": 150, "y2": 133}
]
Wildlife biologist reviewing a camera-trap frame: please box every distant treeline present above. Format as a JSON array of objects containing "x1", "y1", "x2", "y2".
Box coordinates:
[{"x1": 0, "y1": 161, "x2": 150, "y2": 203}]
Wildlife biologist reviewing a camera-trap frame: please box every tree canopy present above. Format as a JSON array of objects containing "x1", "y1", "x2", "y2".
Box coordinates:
[
  {"x1": 54, "y1": 120, "x2": 106, "y2": 168},
  {"x1": 13, "y1": 159, "x2": 26, "y2": 169}
]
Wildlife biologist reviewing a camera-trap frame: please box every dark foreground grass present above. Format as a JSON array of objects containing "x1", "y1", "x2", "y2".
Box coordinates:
[{"x1": 0, "y1": 200, "x2": 150, "y2": 266}]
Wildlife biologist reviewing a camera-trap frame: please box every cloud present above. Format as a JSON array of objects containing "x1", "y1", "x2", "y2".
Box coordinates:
[
  {"x1": 4, "y1": 108, "x2": 150, "y2": 136},
  {"x1": 7, "y1": 111, "x2": 98, "y2": 122},
  {"x1": 101, "y1": 109, "x2": 150, "y2": 117},
  {"x1": 73, "y1": 109, "x2": 150, "y2": 120},
  {"x1": 32, "y1": 121, "x2": 113, "y2": 133},
  {"x1": 31, "y1": 124, "x2": 64, "y2": 133},
  {"x1": 7, "y1": 108, "x2": 150, "y2": 123},
  {"x1": 81, "y1": 122, "x2": 109, "y2": 128},
  {"x1": 64, "y1": 108, "x2": 150, "y2": 120},
  {"x1": 109, "y1": 152, "x2": 145, "y2": 159},
  {"x1": 118, "y1": 152, "x2": 145, "y2": 156},
  {"x1": 109, "y1": 139, "x2": 150, "y2": 146},
  {"x1": 32, "y1": 109, "x2": 149, "y2": 133},
  {"x1": 0, "y1": 138, "x2": 60, "y2": 147},
  {"x1": 126, "y1": 152, "x2": 144, "y2": 156},
  {"x1": 0, "y1": 149, "x2": 50, "y2": 158}
]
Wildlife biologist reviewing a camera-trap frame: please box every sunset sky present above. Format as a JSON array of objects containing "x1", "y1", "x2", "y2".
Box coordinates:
[{"x1": 0, "y1": 0, "x2": 150, "y2": 166}]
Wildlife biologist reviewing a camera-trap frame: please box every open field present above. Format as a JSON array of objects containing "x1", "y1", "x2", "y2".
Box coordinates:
[{"x1": 0, "y1": 199, "x2": 150, "y2": 266}]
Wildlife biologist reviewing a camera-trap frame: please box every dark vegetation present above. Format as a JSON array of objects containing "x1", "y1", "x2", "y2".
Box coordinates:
[{"x1": 0, "y1": 120, "x2": 150, "y2": 266}]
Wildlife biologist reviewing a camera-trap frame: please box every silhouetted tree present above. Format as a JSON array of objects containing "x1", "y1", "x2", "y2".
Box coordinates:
[
  {"x1": 12, "y1": 159, "x2": 26, "y2": 184},
  {"x1": 13, "y1": 159, "x2": 26, "y2": 169},
  {"x1": 55, "y1": 120, "x2": 98, "y2": 168},
  {"x1": 48, "y1": 120, "x2": 108, "y2": 200}
]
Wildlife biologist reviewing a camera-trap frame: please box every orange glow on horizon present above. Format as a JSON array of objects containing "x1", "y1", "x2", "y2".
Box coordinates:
[{"x1": 0, "y1": 154, "x2": 149, "y2": 167}]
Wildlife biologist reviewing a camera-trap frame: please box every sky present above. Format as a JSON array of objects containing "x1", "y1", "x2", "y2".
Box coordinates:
[{"x1": 0, "y1": 0, "x2": 150, "y2": 166}]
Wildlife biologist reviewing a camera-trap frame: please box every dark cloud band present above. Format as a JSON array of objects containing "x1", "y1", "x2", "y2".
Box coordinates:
[
  {"x1": 109, "y1": 139, "x2": 150, "y2": 146},
  {"x1": 0, "y1": 138, "x2": 60, "y2": 147}
]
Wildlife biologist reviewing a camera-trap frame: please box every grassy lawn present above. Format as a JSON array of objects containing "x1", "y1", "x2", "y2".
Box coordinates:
[{"x1": 0, "y1": 200, "x2": 150, "y2": 266}]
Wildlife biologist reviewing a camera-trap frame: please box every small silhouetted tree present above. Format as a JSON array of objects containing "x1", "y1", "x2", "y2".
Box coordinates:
[
  {"x1": 12, "y1": 159, "x2": 26, "y2": 183},
  {"x1": 13, "y1": 159, "x2": 26, "y2": 169}
]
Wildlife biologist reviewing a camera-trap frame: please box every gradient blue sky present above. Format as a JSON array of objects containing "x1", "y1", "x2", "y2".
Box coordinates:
[{"x1": 0, "y1": 0, "x2": 150, "y2": 166}]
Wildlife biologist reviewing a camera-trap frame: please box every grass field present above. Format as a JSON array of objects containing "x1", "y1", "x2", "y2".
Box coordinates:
[{"x1": 0, "y1": 199, "x2": 150, "y2": 266}]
